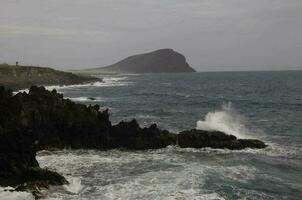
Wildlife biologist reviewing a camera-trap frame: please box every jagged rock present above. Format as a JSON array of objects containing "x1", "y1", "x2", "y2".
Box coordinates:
[
  {"x1": 0, "y1": 131, "x2": 67, "y2": 197},
  {"x1": 0, "y1": 85, "x2": 267, "y2": 152},
  {"x1": 108, "y1": 120, "x2": 176, "y2": 149},
  {"x1": 177, "y1": 129, "x2": 267, "y2": 150},
  {"x1": 0, "y1": 85, "x2": 267, "y2": 196}
]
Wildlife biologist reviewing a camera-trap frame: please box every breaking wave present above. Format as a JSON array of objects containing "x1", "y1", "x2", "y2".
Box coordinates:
[
  {"x1": 14, "y1": 75, "x2": 132, "y2": 94},
  {"x1": 196, "y1": 102, "x2": 251, "y2": 139},
  {"x1": 45, "y1": 77, "x2": 132, "y2": 91},
  {"x1": 67, "y1": 97, "x2": 103, "y2": 102},
  {"x1": 0, "y1": 187, "x2": 33, "y2": 200}
]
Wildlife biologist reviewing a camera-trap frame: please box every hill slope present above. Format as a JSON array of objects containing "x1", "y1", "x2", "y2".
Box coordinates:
[
  {"x1": 84, "y1": 49, "x2": 195, "y2": 74},
  {"x1": 0, "y1": 64, "x2": 99, "y2": 90}
]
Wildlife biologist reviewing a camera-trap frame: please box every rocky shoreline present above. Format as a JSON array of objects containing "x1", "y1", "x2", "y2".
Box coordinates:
[
  {"x1": 0, "y1": 64, "x2": 100, "y2": 91},
  {"x1": 0, "y1": 86, "x2": 267, "y2": 198}
]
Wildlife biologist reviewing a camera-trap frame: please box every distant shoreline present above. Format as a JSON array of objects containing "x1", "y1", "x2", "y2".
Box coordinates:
[{"x1": 0, "y1": 63, "x2": 100, "y2": 91}]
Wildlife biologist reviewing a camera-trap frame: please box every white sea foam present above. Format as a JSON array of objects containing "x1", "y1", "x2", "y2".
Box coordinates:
[
  {"x1": 63, "y1": 177, "x2": 83, "y2": 194},
  {"x1": 196, "y1": 102, "x2": 251, "y2": 139},
  {"x1": 13, "y1": 89, "x2": 29, "y2": 94},
  {"x1": 12, "y1": 75, "x2": 132, "y2": 95},
  {"x1": 35, "y1": 144, "x2": 301, "y2": 200},
  {"x1": 135, "y1": 114, "x2": 159, "y2": 119},
  {"x1": 68, "y1": 97, "x2": 103, "y2": 102},
  {"x1": 36, "y1": 149, "x2": 227, "y2": 199},
  {"x1": 44, "y1": 77, "x2": 131, "y2": 91},
  {"x1": 221, "y1": 165, "x2": 257, "y2": 183},
  {"x1": 0, "y1": 187, "x2": 33, "y2": 200}
]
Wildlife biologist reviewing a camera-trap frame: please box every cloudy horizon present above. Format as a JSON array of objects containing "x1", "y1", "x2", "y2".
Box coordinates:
[{"x1": 1, "y1": 0, "x2": 302, "y2": 71}]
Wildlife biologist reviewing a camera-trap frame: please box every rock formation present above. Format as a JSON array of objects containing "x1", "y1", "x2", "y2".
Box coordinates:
[
  {"x1": 84, "y1": 49, "x2": 196, "y2": 73},
  {"x1": 0, "y1": 85, "x2": 267, "y2": 197}
]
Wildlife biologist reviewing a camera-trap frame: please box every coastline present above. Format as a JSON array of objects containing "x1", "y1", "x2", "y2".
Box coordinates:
[{"x1": 0, "y1": 85, "x2": 267, "y2": 197}]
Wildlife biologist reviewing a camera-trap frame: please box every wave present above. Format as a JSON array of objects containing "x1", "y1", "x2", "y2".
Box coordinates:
[
  {"x1": 155, "y1": 142, "x2": 301, "y2": 160},
  {"x1": 102, "y1": 76, "x2": 127, "y2": 82},
  {"x1": 13, "y1": 89, "x2": 29, "y2": 94},
  {"x1": 45, "y1": 80, "x2": 131, "y2": 90},
  {"x1": 68, "y1": 97, "x2": 103, "y2": 102},
  {"x1": 134, "y1": 114, "x2": 160, "y2": 119},
  {"x1": 0, "y1": 187, "x2": 33, "y2": 200},
  {"x1": 63, "y1": 176, "x2": 83, "y2": 194},
  {"x1": 196, "y1": 102, "x2": 251, "y2": 139},
  {"x1": 13, "y1": 75, "x2": 133, "y2": 94}
]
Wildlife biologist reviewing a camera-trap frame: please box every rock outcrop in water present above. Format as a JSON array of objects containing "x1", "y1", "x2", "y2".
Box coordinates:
[
  {"x1": 178, "y1": 129, "x2": 267, "y2": 149},
  {"x1": 82, "y1": 49, "x2": 196, "y2": 74},
  {"x1": 0, "y1": 86, "x2": 266, "y2": 196}
]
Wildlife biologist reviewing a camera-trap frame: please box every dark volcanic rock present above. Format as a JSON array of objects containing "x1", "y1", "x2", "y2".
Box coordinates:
[
  {"x1": 178, "y1": 129, "x2": 267, "y2": 150},
  {"x1": 108, "y1": 120, "x2": 176, "y2": 150},
  {"x1": 89, "y1": 49, "x2": 196, "y2": 73},
  {"x1": 0, "y1": 85, "x2": 174, "y2": 151},
  {"x1": 13, "y1": 86, "x2": 111, "y2": 150},
  {"x1": 0, "y1": 85, "x2": 267, "y2": 152},
  {"x1": 0, "y1": 131, "x2": 67, "y2": 196},
  {"x1": 0, "y1": 85, "x2": 267, "y2": 195}
]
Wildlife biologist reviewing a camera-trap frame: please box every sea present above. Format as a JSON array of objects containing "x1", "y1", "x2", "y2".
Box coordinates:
[{"x1": 1, "y1": 71, "x2": 302, "y2": 200}]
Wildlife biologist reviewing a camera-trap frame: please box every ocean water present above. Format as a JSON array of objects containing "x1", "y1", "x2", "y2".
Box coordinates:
[{"x1": 3, "y1": 71, "x2": 302, "y2": 199}]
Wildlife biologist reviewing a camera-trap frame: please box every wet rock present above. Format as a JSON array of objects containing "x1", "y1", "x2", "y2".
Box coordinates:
[
  {"x1": 0, "y1": 85, "x2": 267, "y2": 196},
  {"x1": 177, "y1": 129, "x2": 267, "y2": 150},
  {"x1": 14, "y1": 168, "x2": 68, "y2": 199},
  {"x1": 0, "y1": 132, "x2": 67, "y2": 197},
  {"x1": 0, "y1": 86, "x2": 68, "y2": 196},
  {"x1": 108, "y1": 120, "x2": 177, "y2": 149}
]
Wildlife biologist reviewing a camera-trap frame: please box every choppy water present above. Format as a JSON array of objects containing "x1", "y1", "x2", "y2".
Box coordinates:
[{"x1": 3, "y1": 71, "x2": 302, "y2": 199}]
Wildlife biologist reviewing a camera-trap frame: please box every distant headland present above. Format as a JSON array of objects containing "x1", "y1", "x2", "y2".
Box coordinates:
[
  {"x1": 0, "y1": 63, "x2": 99, "y2": 90},
  {"x1": 78, "y1": 49, "x2": 196, "y2": 74}
]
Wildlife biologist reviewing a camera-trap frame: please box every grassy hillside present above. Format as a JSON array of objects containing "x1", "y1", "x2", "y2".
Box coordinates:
[{"x1": 0, "y1": 63, "x2": 99, "y2": 90}]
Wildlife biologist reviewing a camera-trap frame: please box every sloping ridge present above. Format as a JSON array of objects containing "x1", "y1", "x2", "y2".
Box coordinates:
[
  {"x1": 92, "y1": 49, "x2": 195, "y2": 73},
  {"x1": 0, "y1": 64, "x2": 99, "y2": 90}
]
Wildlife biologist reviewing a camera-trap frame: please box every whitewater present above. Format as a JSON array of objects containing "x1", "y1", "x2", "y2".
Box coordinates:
[{"x1": 3, "y1": 71, "x2": 302, "y2": 199}]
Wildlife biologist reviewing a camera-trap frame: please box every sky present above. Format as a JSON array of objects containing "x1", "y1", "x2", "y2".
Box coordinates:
[{"x1": 0, "y1": 0, "x2": 302, "y2": 71}]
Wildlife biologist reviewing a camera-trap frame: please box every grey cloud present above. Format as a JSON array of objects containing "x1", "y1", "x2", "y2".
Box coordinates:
[{"x1": 0, "y1": 0, "x2": 301, "y2": 71}]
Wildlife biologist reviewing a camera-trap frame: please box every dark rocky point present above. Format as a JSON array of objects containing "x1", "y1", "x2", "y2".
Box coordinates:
[
  {"x1": 0, "y1": 85, "x2": 267, "y2": 197},
  {"x1": 177, "y1": 129, "x2": 267, "y2": 150},
  {"x1": 0, "y1": 63, "x2": 100, "y2": 90}
]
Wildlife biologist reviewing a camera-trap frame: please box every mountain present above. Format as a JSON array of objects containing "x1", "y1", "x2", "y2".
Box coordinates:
[
  {"x1": 83, "y1": 49, "x2": 195, "y2": 74},
  {"x1": 0, "y1": 64, "x2": 99, "y2": 90}
]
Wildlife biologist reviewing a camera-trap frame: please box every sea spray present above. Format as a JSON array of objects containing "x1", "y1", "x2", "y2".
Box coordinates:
[
  {"x1": 196, "y1": 102, "x2": 251, "y2": 139},
  {"x1": 63, "y1": 177, "x2": 83, "y2": 194}
]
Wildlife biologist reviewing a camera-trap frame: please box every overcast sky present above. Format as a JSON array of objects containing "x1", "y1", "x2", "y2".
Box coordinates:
[{"x1": 0, "y1": 0, "x2": 302, "y2": 71}]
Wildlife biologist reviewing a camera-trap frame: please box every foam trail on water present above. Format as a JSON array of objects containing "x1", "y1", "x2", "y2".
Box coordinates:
[
  {"x1": 196, "y1": 102, "x2": 250, "y2": 139},
  {"x1": 0, "y1": 187, "x2": 33, "y2": 200},
  {"x1": 68, "y1": 97, "x2": 103, "y2": 102}
]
